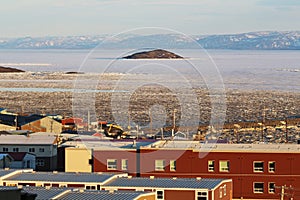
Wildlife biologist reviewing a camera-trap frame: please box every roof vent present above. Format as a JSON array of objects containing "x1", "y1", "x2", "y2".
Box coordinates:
[
  {"x1": 53, "y1": 171, "x2": 58, "y2": 174},
  {"x1": 79, "y1": 189, "x2": 84, "y2": 193},
  {"x1": 17, "y1": 185, "x2": 23, "y2": 189},
  {"x1": 45, "y1": 186, "x2": 51, "y2": 190},
  {"x1": 127, "y1": 176, "x2": 132, "y2": 179},
  {"x1": 172, "y1": 177, "x2": 177, "y2": 180},
  {"x1": 150, "y1": 176, "x2": 155, "y2": 179},
  {"x1": 196, "y1": 177, "x2": 202, "y2": 181},
  {"x1": 109, "y1": 189, "x2": 114, "y2": 194}
]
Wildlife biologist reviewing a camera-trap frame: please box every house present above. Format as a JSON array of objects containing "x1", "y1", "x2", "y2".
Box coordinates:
[
  {"x1": 0, "y1": 154, "x2": 13, "y2": 169},
  {"x1": 64, "y1": 140, "x2": 300, "y2": 199},
  {"x1": 0, "y1": 124, "x2": 16, "y2": 131},
  {"x1": 0, "y1": 113, "x2": 62, "y2": 134},
  {"x1": 8, "y1": 153, "x2": 36, "y2": 170},
  {"x1": 0, "y1": 135, "x2": 58, "y2": 171},
  {"x1": 21, "y1": 117, "x2": 62, "y2": 134}
]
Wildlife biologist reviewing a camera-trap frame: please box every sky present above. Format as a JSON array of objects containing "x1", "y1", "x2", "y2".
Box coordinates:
[{"x1": 1, "y1": 0, "x2": 300, "y2": 37}]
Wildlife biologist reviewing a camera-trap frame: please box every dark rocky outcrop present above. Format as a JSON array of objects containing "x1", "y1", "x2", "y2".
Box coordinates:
[
  {"x1": 0, "y1": 66, "x2": 24, "y2": 73},
  {"x1": 123, "y1": 49, "x2": 183, "y2": 59}
]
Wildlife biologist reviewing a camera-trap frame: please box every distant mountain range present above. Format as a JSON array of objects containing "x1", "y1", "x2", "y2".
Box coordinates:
[{"x1": 0, "y1": 31, "x2": 300, "y2": 50}]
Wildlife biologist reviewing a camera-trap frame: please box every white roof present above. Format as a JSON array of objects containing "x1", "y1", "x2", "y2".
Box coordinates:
[
  {"x1": 144, "y1": 140, "x2": 300, "y2": 153},
  {"x1": 0, "y1": 135, "x2": 57, "y2": 145}
]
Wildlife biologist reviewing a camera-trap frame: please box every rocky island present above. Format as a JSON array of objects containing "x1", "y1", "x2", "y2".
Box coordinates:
[
  {"x1": 0, "y1": 66, "x2": 24, "y2": 73},
  {"x1": 123, "y1": 49, "x2": 183, "y2": 59}
]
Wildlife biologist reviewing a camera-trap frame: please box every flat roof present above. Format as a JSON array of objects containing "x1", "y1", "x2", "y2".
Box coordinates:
[
  {"x1": 58, "y1": 190, "x2": 150, "y2": 200},
  {"x1": 63, "y1": 140, "x2": 155, "y2": 150},
  {"x1": 105, "y1": 177, "x2": 226, "y2": 190},
  {"x1": 22, "y1": 186, "x2": 69, "y2": 200},
  {"x1": 0, "y1": 135, "x2": 57, "y2": 145},
  {"x1": 4, "y1": 171, "x2": 123, "y2": 184},
  {"x1": 0, "y1": 169, "x2": 17, "y2": 178},
  {"x1": 145, "y1": 141, "x2": 300, "y2": 153}
]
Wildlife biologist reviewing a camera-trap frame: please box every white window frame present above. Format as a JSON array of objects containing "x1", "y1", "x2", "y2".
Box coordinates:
[
  {"x1": 219, "y1": 160, "x2": 230, "y2": 172},
  {"x1": 107, "y1": 159, "x2": 117, "y2": 170},
  {"x1": 29, "y1": 148, "x2": 35, "y2": 153},
  {"x1": 223, "y1": 184, "x2": 227, "y2": 196},
  {"x1": 253, "y1": 182, "x2": 264, "y2": 193},
  {"x1": 219, "y1": 187, "x2": 222, "y2": 198},
  {"x1": 196, "y1": 191, "x2": 208, "y2": 200},
  {"x1": 121, "y1": 159, "x2": 128, "y2": 171},
  {"x1": 268, "y1": 182, "x2": 275, "y2": 193},
  {"x1": 155, "y1": 160, "x2": 165, "y2": 171},
  {"x1": 268, "y1": 161, "x2": 275, "y2": 173},
  {"x1": 156, "y1": 190, "x2": 164, "y2": 200},
  {"x1": 170, "y1": 160, "x2": 176, "y2": 171},
  {"x1": 253, "y1": 161, "x2": 264, "y2": 172},
  {"x1": 208, "y1": 160, "x2": 214, "y2": 172}
]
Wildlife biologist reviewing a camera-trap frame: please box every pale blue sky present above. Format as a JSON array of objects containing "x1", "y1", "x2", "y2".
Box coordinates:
[{"x1": 1, "y1": 0, "x2": 300, "y2": 37}]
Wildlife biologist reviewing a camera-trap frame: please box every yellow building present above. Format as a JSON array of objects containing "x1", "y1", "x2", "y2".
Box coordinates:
[{"x1": 65, "y1": 147, "x2": 92, "y2": 172}]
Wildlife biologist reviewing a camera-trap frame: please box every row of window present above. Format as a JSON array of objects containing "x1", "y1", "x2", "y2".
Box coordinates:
[
  {"x1": 106, "y1": 159, "x2": 276, "y2": 173},
  {"x1": 107, "y1": 159, "x2": 128, "y2": 170},
  {"x1": 208, "y1": 160, "x2": 275, "y2": 173},
  {"x1": 253, "y1": 161, "x2": 275, "y2": 172},
  {"x1": 2, "y1": 147, "x2": 45, "y2": 153},
  {"x1": 254, "y1": 182, "x2": 275, "y2": 194}
]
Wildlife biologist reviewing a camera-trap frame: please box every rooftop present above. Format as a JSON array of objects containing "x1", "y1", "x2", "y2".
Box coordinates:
[
  {"x1": 4, "y1": 171, "x2": 126, "y2": 184},
  {"x1": 22, "y1": 186, "x2": 69, "y2": 200},
  {"x1": 0, "y1": 135, "x2": 57, "y2": 145},
  {"x1": 145, "y1": 140, "x2": 300, "y2": 153},
  {"x1": 105, "y1": 177, "x2": 226, "y2": 190},
  {"x1": 57, "y1": 190, "x2": 151, "y2": 200}
]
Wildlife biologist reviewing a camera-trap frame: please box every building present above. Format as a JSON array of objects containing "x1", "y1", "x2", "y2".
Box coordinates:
[
  {"x1": 64, "y1": 140, "x2": 300, "y2": 199},
  {"x1": 0, "y1": 169, "x2": 231, "y2": 200},
  {"x1": 8, "y1": 153, "x2": 36, "y2": 170},
  {"x1": 0, "y1": 154, "x2": 13, "y2": 168},
  {"x1": 21, "y1": 117, "x2": 62, "y2": 134},
  {"x1": 103, "y1": 176, "x2": 232, "y2": 200},
  {"x1": 0, "y1": 135, "x2": 58, "y2": 171},
  {"x1": 1, "y1": 169, "x2": 127, "y2": 190},
  {"x1": 22, "y1": 186, "x2": 155, "y2": 200}
]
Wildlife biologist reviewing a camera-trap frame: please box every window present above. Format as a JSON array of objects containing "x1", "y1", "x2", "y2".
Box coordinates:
[
  {"x1": 170, "y1": 160, "x2": 176, "y2": 171},
  {"x1": 156, "y1": 190, "x2": 164, "y2": 199},
  {"x1": 3, "y1": 147, "x2": 8, "y2": 152},
  {"x1": 29, "y1": 148, "x2": 35, "y2": 153},
  {"x1": 13, "y1": 148, "x2": 19, "y2": 152},
  {"x1": 269, "y1": 162, "x2": 275, "y2": 172},
  {"x1": 254, "y1": 161, "x2": 264, "y2": 172},
  {"x1": 224, "y1": 184, "x2": 227, "y2": 196},
  {"x1": 39, "y1": 148, "x2": 45, "y2": 153},
  {"x1": 197, "y1": 191, "x2": 208, "y2": 200},
  {"x1": 155, "y1": 160, "x2": 165, "y2": 171},
  {"x1": 219, "y1": 161, "x2": 230, "y2": 172},
  {"x1": 107, "y1": 159, "x2": 117, "y2": 170},
  {"x1": 269, "y1": 182, "x2": 275, "y2": 193},
  {"x1": 208, "y1": 160, "x2": 214, "y2": 172},
  {"x1": 36, "y1": 159, "x2": 45, "y2": 167},
  {"x1": 254, "y1": 182, "x2": 264, "y2": 193},
  {"x1": 219, "y1": 188, "x2": 222, "y2": 198},
  {"x1": 121, "y1": 159, "x2": 128, "y2": 171}
]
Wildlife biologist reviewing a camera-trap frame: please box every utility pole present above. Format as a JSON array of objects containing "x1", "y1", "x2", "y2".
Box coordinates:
[
  {"x1": 87, "y1": 110, "x2": 90, "y2": 131},
  {"x1": 149, "y1": 110, "x2": 152, "y2": 134},
  {"x1": 173, "y1": 109, "x2": 177, "y2": 131}
]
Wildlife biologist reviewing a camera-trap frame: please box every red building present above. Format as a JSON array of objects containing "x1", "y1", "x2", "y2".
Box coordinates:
[{"x1": 91, "y1": 141, "x2": 300, "y2": 199}]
